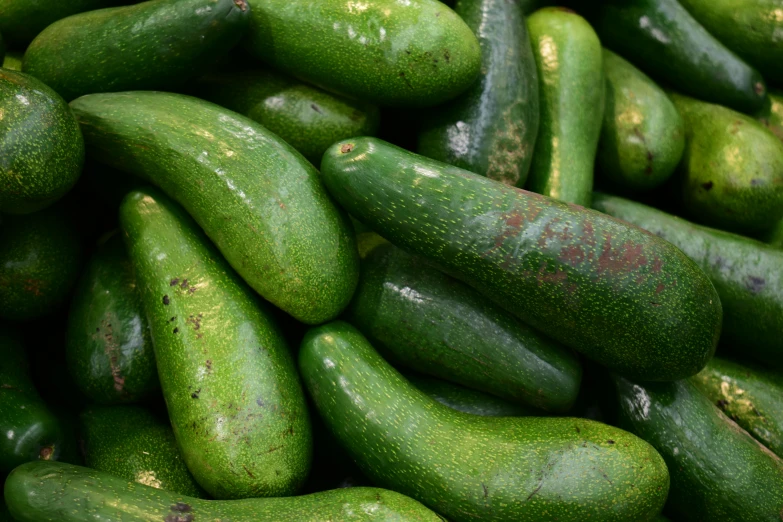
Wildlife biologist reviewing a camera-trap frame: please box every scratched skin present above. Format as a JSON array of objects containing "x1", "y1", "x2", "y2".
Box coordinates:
[
  {"x1": 322, "y1": 137, "x2": 722, "y2": 381},
  {"x1": 120, "y1": 188, "x2": 311, "y2": 499},
  {"x1": 300, "y1": 322, "x2": 669, "y2": 522},
  {"x1": 5, "y1": 461, "x2": 446, "y2": 522}
]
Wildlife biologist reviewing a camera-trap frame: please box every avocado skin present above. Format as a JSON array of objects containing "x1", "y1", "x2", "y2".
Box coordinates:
[
  {"x1": 22, "y1": 0, "x2": 250, "y2": 101},
  {"x1": 417, "y1": 0, "x2": 539, "y2": 187},
  {"x1": 584, "y1": 0, "x2": 768, "y2": 114},
  {"x1": 0, "y1": 69, "x2": 84, "y2": 215},
  {"x1": 1, "y1": 51, "x2": 22, "y2": 71},
  {"x1": 757, "y1": 90, "x2": 783, "y2": 144}
]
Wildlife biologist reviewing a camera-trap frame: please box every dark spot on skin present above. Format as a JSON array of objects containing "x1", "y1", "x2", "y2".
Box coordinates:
[
  {"x1": 435, "y1": 11, "x2": 440, "y2": 17},
  {"x1": 482, "y1": 483, "x2": 488, "y2": 498},
  {"x1": 755, "y1": 82, "x2": 765, "y2": 96},
  {"x1": 526, "y1": 483, "x2": 543, "y2": 501},
  {"x1": 256, "y1": 399, "x2": 264, "y2": 407},
  {"x1": 173, "y1": 327, "x2": 179, "y2": 334},
  {"x1": 191, "y1": 389, "x2": 201, "y2": 399},
  {"x1": 717, "y1": 399, "x2": 729, "y2": 409},
  {"x1": 746, "y1": 275, "x2": 766, "y2": 294},
  {"x1": 575, "y1": 426, "x2": 581, "y2": 434},
  {"x1": 170, "y1": 278, "x2": 179, "y2": 286},
  {"x1": 170, "y1": 317, "x2": 176, "y2": 322},
  {"x1": 171, "y1": 503, "x2": 192, "y2": 513},
  {"x1": 340, "y1": 143, "x2": 354, "y2": 154},
  {"x1": 399, "y1": 71, "x2": 413, "y2": 88},
  {"x1": 655, "y1": 283, "x2": 665, "y2": 295},
  {"x1": 243, "y1": 465, "x2": 256, "y2": 478},
  {"x1": 750, "y1": 178, "x2": 764, "y2": 186},
  {"x1": 96, "y1": 328, "x2": 100, "y2": 332},
  {"x1": 163, "y1": 295, "x2": 170, "y2": 305},
  {"x1": 206, "y1": 360, "x2": 212, "y2": 372},
  {"x1": 701, "y1": 181, "x2": 714, "y2": 191},
  {"x1": 649, "y1": 301, "x2": 661, "y2": 307},
  {"x1": 180, "y1": 279, "x2": 188, "y2": 289},
  {"x1": 311, "y1": 104, "x2": 323, "y2": 114},
  {"x1": 443, "y1": 50, "x2": 451, "y2": 63},
  {"x1": 607, "y1": 440, "x2": 615, "y2": 444},
  {"x1": 39, "y1": 446, "x2": 54, "y2": 460}
]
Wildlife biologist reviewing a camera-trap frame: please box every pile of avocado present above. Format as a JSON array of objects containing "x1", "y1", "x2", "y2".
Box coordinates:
[{"x1": 1, "y1": 0, "x2": 783, "y2": 520}]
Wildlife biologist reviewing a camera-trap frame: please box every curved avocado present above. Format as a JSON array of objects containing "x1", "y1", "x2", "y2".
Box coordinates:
[
  {"x1": 22, "y1": 0, "x2": 250, "y2": 101},
  {"x1": 0, "y1": 207, "x2": 82, "y2": 321},
  {"x1": 300, "y1": 322, "x2": 669, "y2": 522},
  {"x1": 345, "y1": 236, "x2": 582, "y2": 412},
  {"x1": 585, "y1": 0, "x2": 767, "y2": 114},
  {"x1": 0, "y1": 327, "x2": 64, "y2": 473},
  {"x1": 614, "y1": 375, "x2": 783, "y2": 521},
  {"x1": 120, "y1": 187, "x2": 311, "y2": 499},
  {"x1": 692, "y1": 357, "x2": 783, "y2": 459},
  {"x1": 321, "y1": 137, "x2": 722, "y2": 381},
  {"x1": 526, "y1": 7, "x2": 604, "y2": 207},
  {"x1": 71, "y1": 91, "x2": 358, "y2": 325},
  {"x1": 417, "y1": 0, "x2": 539, "y2": 187},
  {"x1": 5, "y1": 461, "x2": 445, "y2": 522},
  {"x1": 593, "y1": 193, "x2": 783, "y2": 367},
  {"x1": 66, "y1": 232, "x2": 158, "y2": 405},
  {"x1": 243, "y1": 0, "x2": 481, "y2": 107},
  {"x1": 598, "y1": 49, "x2": 685, "y2": 192},
  {"x1": 0, "y1": 69, "x2": 84, "y2": 215},
  {"x1": 2, "y1": 51, "x2": 23, "y2": 71},
  {"x1": 80, "y1": 405, "x2": 205, "y2": 497},
  {"x1": 191, "y1": 67, "x2": 380, "y2": 166}
]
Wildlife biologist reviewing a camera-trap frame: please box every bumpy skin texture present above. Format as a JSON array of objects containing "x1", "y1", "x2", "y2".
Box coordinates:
[
  {"x1": 244, "y1": 0, "x2": 481, "y2": 107},
  {"x1": 345, "y1": 237, "x2": 582, "y2": 412},
  {"x1": 0, "y1": 69, "x2": 84, "y2": 214},
  {"x1": 120, "y1": 188, "x2": 311, "y2": 499},
  {"x1": 22, "y1": 0, "x2": 250, "y2": 102},
  {"x1": 691, "y1": 357, "x2": 783, "y2": 459},
  {"x1": 585, "y1": 0, "x2": 768, "y2": 114},
  {"x1": 72, "y1": 91, "x2": 358, "y2": 325},
  {"x1": 670, "y1": 93, "x2": 783, "y2": 235},
  {"x1": 300, "y1": 322, "x2": 670, "y2": 522},
  {"x1": 5, "y1": 462, "x2": 445, "y2": 522},
  {"x1": 615, "y1": 375, "x2": 783, "y2": 522},
  {"x1": 80, "y1": 406, "x2": 205, "y2": 498},
  {"x1": 0, "y1": 328, "x2": 63, "y2": 473},
  {"x1": 192, "y1": 68, "x2": 380, "y2": 165},
  {"x1": 66, "y1": 233, "x2": 158, "y2": 405},
  {"x1": 417, "y1": 0, "x2": 539, "y2": 187},
  {"x1": 593, "y1": 193, "x2": 783, "y2": 367},
  {"x1": 0, "y1": 208, "x2": 82, "y2": 321},
  {"x1": 526, "y1": 8, "x2": 604, "y2": 207},
  {"x1": 598, "y1": 50, "x2": 685, "y2": 192},
  {"x1": 321, "y1": 137, "x2": 722, "y2": 381}
]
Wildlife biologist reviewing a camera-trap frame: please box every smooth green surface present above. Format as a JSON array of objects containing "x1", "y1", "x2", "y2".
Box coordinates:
[
  {"x1": 120, "y1": 188, "x2": 311, "y2": 499},
  {"x1": 598, "y1": 49, "x2": 685, "y2": 192},
  {"x1": 5, "y1": 461, "x2": 445, "y2": 521},
  {"x1": 300, "y1": 322, "x2": 669, "y2": 522},
  {"x1": 417, "y1": 0, "x2": 539, "y2": 187},
  {"x1": 66, "y1": 233, "x2": 158, "y2": 405},
  {"x1": 593, "y1": 193, "x2": 783, "y2": 367},
  {"x1": 526, "y1": 7, "x2": 603, "y2": 207},
  {"x1": 72, "y1": 91, "x2": 358, "y2": 324},
  {"x1": 586, "y1": 0, "x2": 768, "y2": 114},
  {"x1": 0, "y1": 69, "x2": 84, "y2": 214},
  {"x1": 615, "y1": 375, "x2": 783, "y2": 521},
  {"x1": 2, "y1": 51, "x2": 23, "y2": 71},
  {"x1": 692, "y1": 357, "x2": 783, "y2": 459},
  {"x1": 244, "y1": 0, "x2": 481, "y2": 107},
  {"x1": 345, "y1": 237, "x2": 582, "y2": 412},
  {"x1": 80, "y1": 406, "x2": 205, "y2": 498},
  {"x1": 321, "y1": 137, "x2": 722, "y2": 381},
  {"x1": 671, "y1": 93, "x2": 783, "y2": 235},
  {"x1": 22, "y1": 0, "x2": 250, "y2": 102}
]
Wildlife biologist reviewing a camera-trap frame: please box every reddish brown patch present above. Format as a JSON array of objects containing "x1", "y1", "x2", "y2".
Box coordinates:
[
  {"x1": 597, "y1": 236, "x2": 648, "y2": 275},
  {"x1": 23, "y1": 279, "x2": 43, "y2": 297},
  {"x1": 536, "y1": 263, "x2": 568, "y2": 287},
  {"x1": 39, "y1": 445, "x2": 54, "y2": 460},
  {"x1": 655, "y1": 283, "x2": 665, "y2": 295},
  {"x1": 559, "y1": 244, "x2": 585, "y2": 266},
  {"x1": 340, "y1": 143, "x2": 354, "y2": 154},
  {"x1": 651, "y1": 256, "x2": 663, "y2": 274}
]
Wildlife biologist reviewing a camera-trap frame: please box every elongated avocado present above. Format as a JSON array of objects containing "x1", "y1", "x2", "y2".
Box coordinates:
[
  {"x1": 22, "y1": 0, "x2": 250, "y2": 101},
  {"x1": 417, "y1": 0, "x2": 539, "y2": 187},
  {"x1": 5, "y1": 461, "x2": 445, "y2": 522},
  {"x1": 244, "y1": 0, "x2": 481, "y2": 107},
  {"x1": 321, "y1": 137, "x2": 722, "y2": 381},
  {"x1": 72, "y1": 91, "x2": 358, "y2": 325},
  {"x1": 300, "y1": 322, "x2": 669, "y2": 522}
]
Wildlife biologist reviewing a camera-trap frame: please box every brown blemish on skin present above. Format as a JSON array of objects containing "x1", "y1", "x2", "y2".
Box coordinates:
[
  {"x1": 597, "y1": 236, "x2": 648, "y2": 275},
  {"x1": 755, "y1": 82, "x2": 765, "y2": 96},
  {"x1": 340, "y1": 143, "x2": 354, "y2": 154},
  {"x1": 310, "y1": 104, "x2": 323, "y2": 114},
  {"x1": 162, "y1": 295, "x2": 170, "y2": 305},
  {"x1": 171, "y1": 503, "x2": 192, "y2": 513},
  {"x1": 191, "y1": 388, "x2": 201, "y2": 399},
  {"x1": 233, "y1": 0, "x2": 248, "y2": 11},
  {"x1": 170, "y1": 278, "x2": 179, "y2": 286},
  {"x1": 701, "y1": 181, "x2": 714, "y2": 190},
  {"x1": 23, "y1": 279, "x2": 44, "y2": 297},
  {"x1": 39, "y1": 445, "x2": 54, "y2": 460}
]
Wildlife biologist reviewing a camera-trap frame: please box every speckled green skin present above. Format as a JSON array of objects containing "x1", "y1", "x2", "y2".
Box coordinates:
[
  {"x1": 80, "y1": 406, "x2": 205, "y2": 498},
  {"x1": 321, "y1": 137, "x2": 722, "y2": 381},
  {"x1": 72, "y1": 91, "x2": 358, "y2": 324},
  {"x1": 120, "y1": 188, "x2": 311, "y2": 499},
  {"x1": 22, "y1": 0, "x2": 249, "y2": 102},
  {"x1": 584, "y1": 0, "x2": 768, "y2": 114},
  {"x1": 345, "y1": 238, "x2": 582, "y2": 412},
  {"x1": 5, "y1": 462, "x2": 445, "y2": 522},
  {"x1": 0, "y1": 327, "x2": 63, "y2": 473},
  {"x1": 65, "y1": 233, "x2": 157, "y2": 405},
  {"x1": 244, "y1": 0, "x2": 481, "y2": 107},
  {"x1": 300, "y1": 322, "x2": 669, "y2": 522},
  {"x1": 0, "y1": 208, "x2": 82, "y2": 321},
  {"x1": 0, "y1": 69, "x2": 84, "y2": 214},
  {"x1": 417, "y1": 0, "x2": 539, "y2": 187},
  {"x1": 407, "y1": 374, "x2": 539, "y2": 417},
  {"x1": 192, "y1": 68, "x2": 380, "y2": 165},
  {"x1": 670, "y1": 93, "x2": 783, "y2": 235},
  {"x1": 615, "y1": 375, "x2": 783, "y2": 521},
  {"x1": 592, "y1": 193, "x2": 783, "y2": 367},
  {"x1": 598, "y1": 49, "x2": 685, "y2": 193},
  {"x1": 2, "y1": 52, "x2": 23, "y2": 71},
  {"x1": 692, "y1": 357, "x2": 783, "y2": 459}
]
